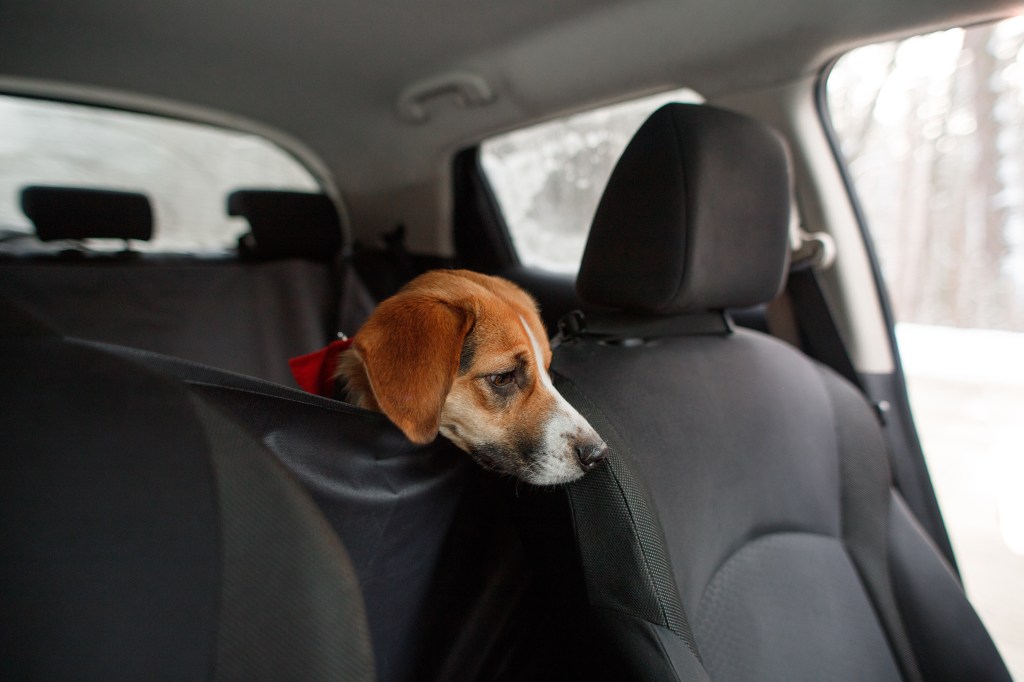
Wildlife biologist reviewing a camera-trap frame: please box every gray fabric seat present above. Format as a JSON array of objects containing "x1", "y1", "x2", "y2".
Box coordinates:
[
  {"x1": 1, "y1": 187, "x2": 373, "y2": 385},
  {"x1": 0, "y1": 299, "x2": 375, "y2": 681},
  {"x1": 543, "y1": 103, "x2": 1010, "y2": 680}
]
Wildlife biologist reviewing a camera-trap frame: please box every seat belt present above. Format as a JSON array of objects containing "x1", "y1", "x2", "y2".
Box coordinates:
[{"x1": 786, "y1": 263, "x2": 865, "y2": 391}]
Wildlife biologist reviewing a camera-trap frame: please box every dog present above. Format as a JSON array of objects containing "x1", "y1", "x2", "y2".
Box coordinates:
[{"x1": 335, "y1": 269, "x2": 607, "y2": 485}]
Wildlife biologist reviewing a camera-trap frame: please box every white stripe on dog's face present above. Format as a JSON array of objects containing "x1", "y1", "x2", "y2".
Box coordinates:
[{"x1": 519, "y1": 316, "x2": 605, "y2": 485}]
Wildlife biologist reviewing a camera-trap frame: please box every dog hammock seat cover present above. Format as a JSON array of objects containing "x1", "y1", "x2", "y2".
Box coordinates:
[{"x1": 20, "y1": 328, "x2": 553, "y2": 680}]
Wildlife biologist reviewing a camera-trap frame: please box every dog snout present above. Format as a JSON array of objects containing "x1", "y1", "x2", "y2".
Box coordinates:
[{"x1": 575, "y1": 439, "x2": 608, "y2": 470}]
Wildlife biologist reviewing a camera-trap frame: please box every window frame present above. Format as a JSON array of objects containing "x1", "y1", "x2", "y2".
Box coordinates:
[{"x1": 0, "y1": 84, "x2": 340, "y2": 256}]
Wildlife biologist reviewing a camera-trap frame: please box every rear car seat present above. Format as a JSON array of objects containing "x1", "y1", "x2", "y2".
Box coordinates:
[
  {"x1": 534, "y1": 103, "x2": 1011, "y2": 680},
  {"x1": 1, "y1": 296, "x2": 559, "y2": 681},
  {"x1": 0, "y1": 299, "x2": 375, "y2": 681},
  {"x1": 1, "y1": 186, "x2": 563, "y2": 680},
  {"x1": 0, "y1": 186, "x2": 373, "y2": 385},
  {"x1": 75, "y1": 337, "x2": 546, "y2": 681}
]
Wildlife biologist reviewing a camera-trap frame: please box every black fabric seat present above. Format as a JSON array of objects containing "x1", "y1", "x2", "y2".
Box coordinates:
[
  {"x1": 73, "y1": 338, "x2": 547, "y2": 682},
  {"x1": 538, "y1": 103, "x2": 1010, "y2": 680},
  {"x1": 1, "y1": 187, "x2": 373, "y2": 385},
  {"x1": 0, "y1": 299, "x2": 375, "y2": 681},
  {"x1": 6, "y1": 320, "x2": 561, "y2": 681}
]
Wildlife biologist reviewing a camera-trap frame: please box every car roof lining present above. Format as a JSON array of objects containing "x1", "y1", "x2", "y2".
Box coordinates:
[{"x1": 2, "y1": 0, "x2": 1021, "y2": 253}]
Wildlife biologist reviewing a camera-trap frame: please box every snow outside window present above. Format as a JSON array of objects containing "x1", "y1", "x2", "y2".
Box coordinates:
[
  {"x1": 827, "y1": 16, "x2": 1024, "y2": 677},
  {"x1": 0, "y1": 96, "x2": 320, "y2": 255}
]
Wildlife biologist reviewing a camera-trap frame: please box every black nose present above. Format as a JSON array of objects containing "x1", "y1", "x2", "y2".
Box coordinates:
[{"x1": 575, "y1": 441, "x2": 608, "y2": 470}]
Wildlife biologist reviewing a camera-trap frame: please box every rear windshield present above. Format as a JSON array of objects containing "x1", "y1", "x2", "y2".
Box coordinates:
[{"x1": 0, "y1": 95, "x2": 320, "y2": 255}]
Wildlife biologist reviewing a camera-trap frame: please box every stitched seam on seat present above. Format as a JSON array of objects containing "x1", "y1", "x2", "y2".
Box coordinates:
[{"x1": 695, "y1": 526, "x2": 838, "y2": 618}]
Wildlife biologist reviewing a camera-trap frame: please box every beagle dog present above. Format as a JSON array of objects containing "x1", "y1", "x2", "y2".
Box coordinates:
[{"x1": 335, "y1": 269, "x2": 607, "y2": 485}]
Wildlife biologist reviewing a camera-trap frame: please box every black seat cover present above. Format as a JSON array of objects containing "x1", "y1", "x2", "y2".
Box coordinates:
[
  {"x1": 543, "y1": 103, "x2": 1010, "y2": 680},
  {"x1": 0, "y1": 299, "x2": 375, "y2": 681},
  {"x1": 53, "y1": 337, "x2": 557, "y2": 682}
]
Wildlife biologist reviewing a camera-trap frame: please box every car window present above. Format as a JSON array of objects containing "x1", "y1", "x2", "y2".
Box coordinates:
[
  {"x1": 827, "y1": 17, "x2": 1024, "y2": 676},
  {"x1": 0, "y1": 95, "x2": 320, "y2": 255},
  {"x1": 480, "y1": 87, "x2": 703, "y2": 273}
]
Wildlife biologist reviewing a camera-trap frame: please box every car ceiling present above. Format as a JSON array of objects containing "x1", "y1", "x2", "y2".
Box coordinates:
[{"x1": 2, "y1": 0, "x2": 1022, "y2": 252}]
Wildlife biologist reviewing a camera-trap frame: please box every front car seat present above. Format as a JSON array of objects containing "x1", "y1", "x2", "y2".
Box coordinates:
[
  {"x1": 544, "y1": 103, "x2": 1010, "y2": 681},
  {"x1": 0, "y1": 298, "x2": 375, "y2": 681}
]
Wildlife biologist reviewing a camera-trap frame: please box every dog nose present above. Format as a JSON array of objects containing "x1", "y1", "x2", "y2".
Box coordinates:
[{"x1": 575, "y1": 440, "x2": 608, "y2": 470}]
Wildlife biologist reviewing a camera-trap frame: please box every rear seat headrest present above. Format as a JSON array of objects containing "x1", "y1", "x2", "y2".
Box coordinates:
[
  {"x1": 21, "y1": 186, "x2": 153, "y2": 242},
  {"x1": 229, "y1": 190, "x2": 343, "y2": 261},
  {"x1": 577, "y1": 103, "x2": 793, "y2": 315}
]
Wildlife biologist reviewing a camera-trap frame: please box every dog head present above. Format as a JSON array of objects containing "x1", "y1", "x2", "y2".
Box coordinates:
[{"x1": 348, "y1": 269, "x2": 607, "y2": 485}]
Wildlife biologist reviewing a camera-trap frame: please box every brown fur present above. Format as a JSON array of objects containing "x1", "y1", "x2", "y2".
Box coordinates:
[{"x1": 334, "y1": 269, "x2": 606, "y2": 484}]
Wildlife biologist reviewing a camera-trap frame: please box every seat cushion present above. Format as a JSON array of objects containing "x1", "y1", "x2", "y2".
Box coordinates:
[{"x1": 694, "y1": 532, "x2": 899, "y2": 681}]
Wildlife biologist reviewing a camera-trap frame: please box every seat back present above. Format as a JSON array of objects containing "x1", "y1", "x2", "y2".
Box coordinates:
[
  {"x1": 1, "y1": 187, "x2": 372, "y2": 385},
  {"x1": 541, "y1": 103, "x2": 1010, "y2": 680},
  {"x1": 0, "y1": 299, "x2": 374, "y2": 681}
]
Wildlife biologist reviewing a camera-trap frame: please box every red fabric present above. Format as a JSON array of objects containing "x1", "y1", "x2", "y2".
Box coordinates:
[{"x1": 289, "y1": 338, "x2": 353, "y2": 397}]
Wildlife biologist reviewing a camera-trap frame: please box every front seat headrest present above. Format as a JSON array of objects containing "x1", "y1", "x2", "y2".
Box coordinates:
[
  {"x1": 21, "y1": 186, "x2": 153, "y2": 242},
  {"x1": 577, "y1": 103, "x2": 793, "y2": 314},
  {"x1": 229, "y1": 189, "x2": 344, "y2": 260}
]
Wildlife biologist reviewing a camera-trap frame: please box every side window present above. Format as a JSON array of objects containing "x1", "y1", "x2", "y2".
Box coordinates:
[
  {"x1": 480, "y1": 88, "x2": 703, "y2": 272},
  {"x1": 827, "y1": 18, "x2": 1024, "y2": 676},
  {"x1": 0, "y1": 95, "x2": 320, "y2": 254}
]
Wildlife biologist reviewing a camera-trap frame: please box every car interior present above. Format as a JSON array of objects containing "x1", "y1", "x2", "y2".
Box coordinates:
[{"x1": 2, "y1": 0, "x2": 1022, "y2": 680}]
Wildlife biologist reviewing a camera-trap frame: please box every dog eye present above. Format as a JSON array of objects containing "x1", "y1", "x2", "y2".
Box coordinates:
[{"x1": 489, "y1": 371, "x2": 515, "y2": 388}]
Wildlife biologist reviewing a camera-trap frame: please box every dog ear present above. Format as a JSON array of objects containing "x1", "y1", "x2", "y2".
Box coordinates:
[{"x1": 353, "y1": 293, "x2": 474, "y2": 444}]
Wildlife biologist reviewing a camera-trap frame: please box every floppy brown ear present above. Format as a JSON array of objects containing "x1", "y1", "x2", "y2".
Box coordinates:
[{"x1": 352, "y1": 292, "x2": 474, "y2": 444}]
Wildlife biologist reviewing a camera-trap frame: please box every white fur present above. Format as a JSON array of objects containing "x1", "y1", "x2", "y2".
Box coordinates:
[{"x1": 520, "y1": 316, "x2": 603, "y2": 485}]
